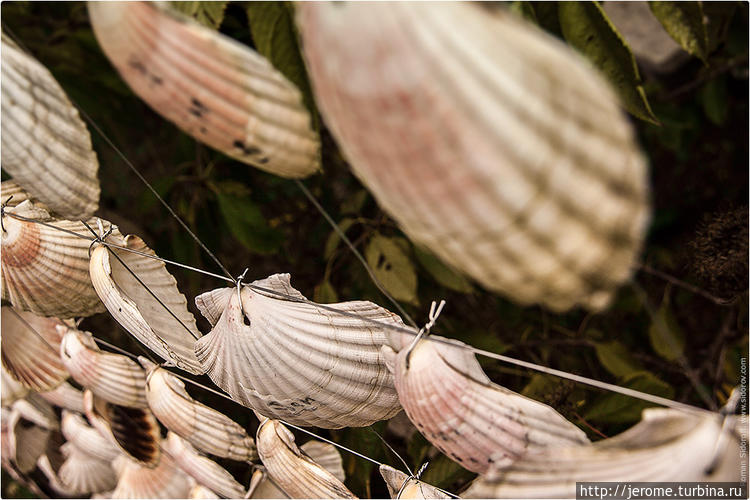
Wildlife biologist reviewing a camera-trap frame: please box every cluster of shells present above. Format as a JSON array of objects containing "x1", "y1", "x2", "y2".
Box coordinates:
[{"x1": 1, "y1": 2, "x2": 744, "y2": 499}]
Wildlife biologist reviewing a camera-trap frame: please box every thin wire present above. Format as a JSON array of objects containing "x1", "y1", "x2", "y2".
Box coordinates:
[
  {"x1": 368, "y1": 426, "x2": 413, "y2": 476},
  {"x1": 5, "y1": 307, "x2": 60, "y2": 355}
]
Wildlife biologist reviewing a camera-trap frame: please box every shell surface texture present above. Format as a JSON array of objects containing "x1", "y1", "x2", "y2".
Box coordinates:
[
  {"x1": 87, "y1": 1, "x2": 320, "y2": 178},
  {"x1": 39, "y1": 380, "x2": 86, "y2": 413},
  {"x1": 142, "y1": 357, "x2": 257, "y2": 461},
  {"x1": 111, "y1": 450, "x2": 193, "y2": 499},
  {"x1": 1, "y1": 306, "x2": 69, "y2": 391},
  {"x1": 463, "y1": 408, "x2": 745, "y2": 498},
  {"x1": 379, "y1": 465, "x2": 449, "y2": 499},
  {"x1": 382, "y1": 334, "x2": 589, "y2": 474},
  {"x1": 256, "y1": 417, "x2": 357, "y2": 499},
  {"x1": 59, "y1": 440, "x2": 119, "y2": 495},
  {"x1": 61, "y1": 410, "x2": 122, "y2": 463},
  {"x1": 296, "y1": 2, "x2": 650, "y2": 312},
  {"x1": 299, "y1": 440, "x2": 346, "y2": 482},
  {"x1": 1, "y1": 34, "x2": 100, "y2": 219},
  {"x1": 1, "y1": 200, "x2": 109, "y2": 317},
  {"x1": 194, "y1": 273, "x2": 403, "y2": 428},
  {"x1": 89, "y1": 233, "x2": 204, "y2": 374}
]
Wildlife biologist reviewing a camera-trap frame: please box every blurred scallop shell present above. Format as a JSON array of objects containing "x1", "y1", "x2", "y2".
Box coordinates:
[
  {"x1": 381, "y1": 335, "x2": 588, "y2": 474},
  {"x1": 1, "y1": 34, "x2": 100, "y2": 219},
  {"x1": 2, "y1": 363, "x2": 29, "y2": 406},
  {"x1": 464, "y1": 408, "x2": 744, "y2": 498},
  {"x1": 38, "y1": 453, "x2": 78, "y2": 497},
  {"x1": 40, "y1": 380, "x2": 86, "y2": 413},
  {"x1": 60, "y1": 325, "x2": 148, "y2": 408},
  {"x1": 12, "y1": 393, "x2": 59, "y2": 430},
  {"x1": 256, "y1": 417, "x2": 357, "y2": 499},
  {"x1": 1, "y1": 307, "x2": 68, "y2": 391},
  {"x1": 300, "y1": 440, "x2": 345, "y2": 482},
  {"x1": 1, "y1": 180, "x2": 40, "y2": 209},
  {"x1": 296, "y1": 2, "x2": 650, "y2": 312},
  {"x1": 164, "y1": 432, "x2": 247, "y2": 499},
  {"x1": 191, "y1": 484, "x2": 220, "y2": 499},
  {"x1": 61, "y1": 410, "x2": 121, "y2": 463},
  {"x1": 379, "y1": 465, "x2": 449, "y2": 499},
  {"x1": 194, "y1": 273, "x2": 402, "y2": 428},
  {"x1": 87, "y1": 1, "x2": 320, "y2": 178},
  {"x1": 111, "y1": 452, "x2": 194, "y2": 499},
  {"x1": 1, "y1": 200, "x2": 110, "y2": 317},
  {"x1": 247, "y1": 468, "x2": 290, "y2": 499},
  {"x1": 142, "y1": 358, "x2": 257, "y2": 461},
  {"x1": 89, "y1": 234, "x2": 204, "y2": 374},
  {"x1": 84, "y1": 389, "x2": 161, "y2": 467},
  {"x1": 3, "y1": 407, "x2": 51, "y2": 473},
  {"x1": 59, "y1": 441, "x2": 119, "y2": 495}
]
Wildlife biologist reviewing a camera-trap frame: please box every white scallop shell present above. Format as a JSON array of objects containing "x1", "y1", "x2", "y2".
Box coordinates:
[
  {"x1": 89, "y1": 234, "x2": 204, "y2": 374},
  {"x1": 256, "y1": 418, "x2": 357, "y2": 499},
  {"x1": 379, "y1": 465, "x2": 449, "y2": 499},
  {"x1": 194, "y1": 273, "x2": 402, "y2": 428},
  {"x1": 191, "y1": 484, "x2": 220, "y2": 499},
  {"x1": 164, "y1": 432, "x2": 247, "y2": 499},
  {"x1": 142, "y1": 358, "x2": 257, "y2": 461},
  {"x1": 37, "y1": 453, "x2": 78, "y2": 497},
  {"x1": 39, "y1": 380, "x2": 85, "y2": 413},
  {"x1": 296, "y1": 2, "x2": 650, "y2": 311},
  {"x1": 300, "y1": 440, "x2": 345, "y2": 482},
  {"x1": 1, "y1": 34, "x2": 100, "y2": 218},
  {"x1": 111, "y1": 452, "x2": 194, "y2": 499},
  {"x1": 247, "y1": 469, "x2": 289, "y2": 499},
  {"x1": 464, "y1": 408, "x2": 744, "y2": 498},
  {"x1": 1, "y1": 363, "x2": 29, "y2": 406},
  {"x1": 88, "y1": 1, "x2": 320, "y2": 178},
  {"x1": 61, "y1": 410, "x2": 121, "y2": 463},
  {"x1": 59, "y1": 441, "x2": 119, "y2": 495},
  {"x1": 1, "y1": 200, "x2": 110, "y2": 317},
  {"x1": 381, "y1": 335, "x2": 589, "y2": 474},
  {"x1": 12, "y1": 394, "x2": 59, "y2": 430},
  {"x1": 1, "y1": 180, "x2": 39, "y2": 209},
  {"x1": 1, "y1": 307, "x2": 68, "y2": 391},
  {"x1": 3, "y1": 407, "x2": 51, "y2": 473}
]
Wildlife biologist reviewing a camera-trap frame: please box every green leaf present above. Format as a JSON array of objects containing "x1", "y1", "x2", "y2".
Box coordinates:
[
  {"x1": 313, "y1": 280, "x2": 338, "y2": 303},
  {"x1": 324, "y1": 218, "x2": 355, "y2": 259},
  {"x1": 594, "y1": 340, "x2": 644, "y2": 378},
  {"x1": 559, "y1": 1, "x2": 659, "y2": 124},
  {"x1": 171, "y1": 1, "x2": 228, "y2": 29},
  {"x1": 522, "y1": 374, "x2": 560, "y2": 400},
  {"x1": 584, "y1": 371, "x2": 674, "y2": 424},
  {"x1": 649, "y1": 2, "x2": 708, "y2": 62},
  {"x1": 648, "y1": 288, "x2": 686, "y2": 362},
  {"x1": 215, "y1": 192, "x2": 283, "y2": 255},
  {"x1": 340, "y1": 190, "x2": 369, "y2": 215},
  {"x1": 510, "y1": 1, "x2": 538, "y2": 24},
  {"x1": 365, "y1": 235, "x2": 418, "y2": 305},
  {"x1": 700, "y1": 76, "x2": 729, "y2": 125},
  {"x1": 414, "y1": 246, "x2": 474, "y2": 294}
]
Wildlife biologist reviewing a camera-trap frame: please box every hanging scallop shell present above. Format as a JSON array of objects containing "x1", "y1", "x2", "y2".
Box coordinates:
[
  {"x1": 247, "y1": 468, "x2": 290, "y2": 499},
  {"x1": 194, "y1": 273, "x2": 402, "y2": 428},
  {"x1": 379, "y1": 465, "x2": 449, "y2": 499},
  {"x1": 1, "y1": 363, "x2": 29, "y2": 406},
  {"x1": 296, "y1": 2, "x2": 650, "y2": 312},
  {"x1": 1, "y1": 180, "x2": 40, "y2": 209},
  {"x1": 191, "y1": 484, "x2": 220, "y2": 499},
  {"x1": 60, "y1": 325, "x2": 148, "y2": 408},
  {"x1": 381, "y1": 335, "x2": 588, "y2": 474},
  {"x1": 12, "y1": 394, "x2": 59, "y2": 430},
  {"x1": 89, "y1": 233, "x2": 204, "y2": 374},
  {"x1": 1, "y1": 34, "x2": 100, "y2": 219},
  {"x1": 464, "y1": 408, "x2": 744, "y2": 498},
  {"x1": 87, "y1": 1, "x2": 320, "y2": 178},
  {"x1": 61, "y1": 411, "x2": 121, "y2": 463},
  {"x1": 37, "y1": 453, "x2": 78, "y2": 497},
  {"x1": 1, "y1": 307, "x2": 68, "y2": 391},
  {"x1": 142, "y1": 358, "x2": 257, "y2": 461},
  {"x1": 256, "y1": 417, "x2": 357, "y2": 499},
  {"x1": 111, "y1": 452, "x2": 194, "y2": 499},
  {"x1": 300, "y1": 440, "x2": 345, "y2": 483},
  {"x1": 84, "y1": 389, "x2": 161, "y2": 467},
  {"x1": 164, "y1": 432, "x2": 247, "y2": 499},
  {"x1": 40, "y1": 381, "x2": 86, "y2": 413},
  {"x1": 1, "y1": 200, "x2": 110, "y2": 317},
  {"x1": 59, "y1": 441, "x2": 119, "y2": 495}
]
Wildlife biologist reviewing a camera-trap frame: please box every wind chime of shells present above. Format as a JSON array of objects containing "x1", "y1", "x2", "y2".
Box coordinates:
[{"x1": 1, "y1": 1, "x2": 744, "y2": 499}]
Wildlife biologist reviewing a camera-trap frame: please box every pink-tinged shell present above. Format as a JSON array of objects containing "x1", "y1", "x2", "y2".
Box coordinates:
[
  {"x1": 39, "y1": 381, "x2": 86, "y2": 413},
  {"x1": 194, "y1": 273, "x2": 402, "y2": 428},
  {"x1": 164, "y1": 432, "x2": 247, "y2": 499},
  {"x1": 464, "y1": 408, "x2": 744, "y2": 498},
  {"x1": 1, "y1": 306, "x2": 68, "y2": 391},
  {"x1": 191, "y1": 484, "x2": 220, "y2": 499},
  {"x1": 84, "y1": 389, "x2": 162, "y2": 467},
  {"x1": 296, "y1": 3, "x2": 650, "y2": 312},
  {"x1": 2, "y1": 363, "x2": 29, "y2": 406},
  {"x1": 111, "y1": 451, "x2": 194, "y2": 499},
  {"x1": 256, "y1": 418, "x2": 357, "y2": 499},
  {"x1": 1, "y1": 36, "x2": 100, "y2": 219},
  {"x1": 61, "y1": 411, "x2": 121, "y2": 463},
  {"x1": 12, "y1": 394, "x2": 59, "y2": 430},
  {"x1": 87, "y1": 1, "x2": 320, "y2": 178},
  {"x1": 379, "y1": 465, "x2": 448, "y2": 499},
  {"x1": 142, "y1": 358, "x2": 257, "y2": 461},
  {"x1": 60, "y1": 326, "x2": 148, "y2": 408},
  {"x1": 382, "y1": 336, "x2": 588, "y2": 474},
  {"x1": 1, "y1": 200, "x2": 110, "y2": 317},
  {"x1": 59, "y1": 441, "x2": 119, "y2": 495},
  {"x1": 89, "y1": 234, "x2": 204, "y2": 374},
  {"x1": 37, "y1": 453, "x2": 78, "y2": 497}
]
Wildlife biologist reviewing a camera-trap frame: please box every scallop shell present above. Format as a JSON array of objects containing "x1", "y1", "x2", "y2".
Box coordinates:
[
  {"x1": 37, "y1": 453, "x2": 78, "y2": 497},
  {"x1": 1, "y1": 34, "x2": 100, "y2": 218},
  {"x1": 59, "y1": 441, "x2": 119, "y2": 495},
  {"x1": 87, "y1": 1, "x2": 320, "y2": 178},
  {"x1": 379, "y1": 465, "x2": 449, "y2": 499},
  {"x1": 12, "y1": 394, "x2": 59, "y2": 430},
  {"x1": 3, "y1": 407, "x2": 51, "y2": 473},
  {"x1": 296, "y1": 2, "x2": 650, "y2": 312},
  {"x1": 194, "y1": 273, "x2": 402, "y2": 428},
  {"x1": 164, "y1": 432, "x2": 247, "y2": 499},
  {"x1": 84, "y1": 389, "x2": 161, "y2": 467},
  {"x1": 191, "y1": 484, "x2": 220, "y2": 499},
  {"x1": 464, "y1": 408, "x2": 744, "y2": 498},
  {"x1": 142, "y1": 358, "x2": 257, "y2": 461},
  {"x1": 60, "y1": 325, "x2": 148, "y2": 408},
  {"x1": 1, "y1": 307, "x2": 68, "y2": 391},
  {"x1": 247, "y1": 469, "x2": 289, "y2": 499},
  {"x1": 381, "y1": 335, "x2": 589, "y2": 474},
  {"x1": 89, "y1": 234, "x2": 204, "y2": 374},
  {"x1": 61, "y1": 410, "x2": 121, "y2": 463},
  {"x1": 1, "y1": 180, "x2": 39, "y2": 209},
  {"x1": 111, "y1": 452, "x2": 194, "y2": 499},
  {"x1": 39, "y1": 381, "x2": 86, "y2": 413},
  {"x1": 1, "y1": 363, "x2": 29, "y2": 406},
  {"x1": 300, "y1": 440, "x2": 345, "y2": 482},
  {"x1": 256, "y1": 418, "x2": 357, "y2": 499},
  {"x1": 1, "y1": 200, "x2": 110, "y2": 317}
]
